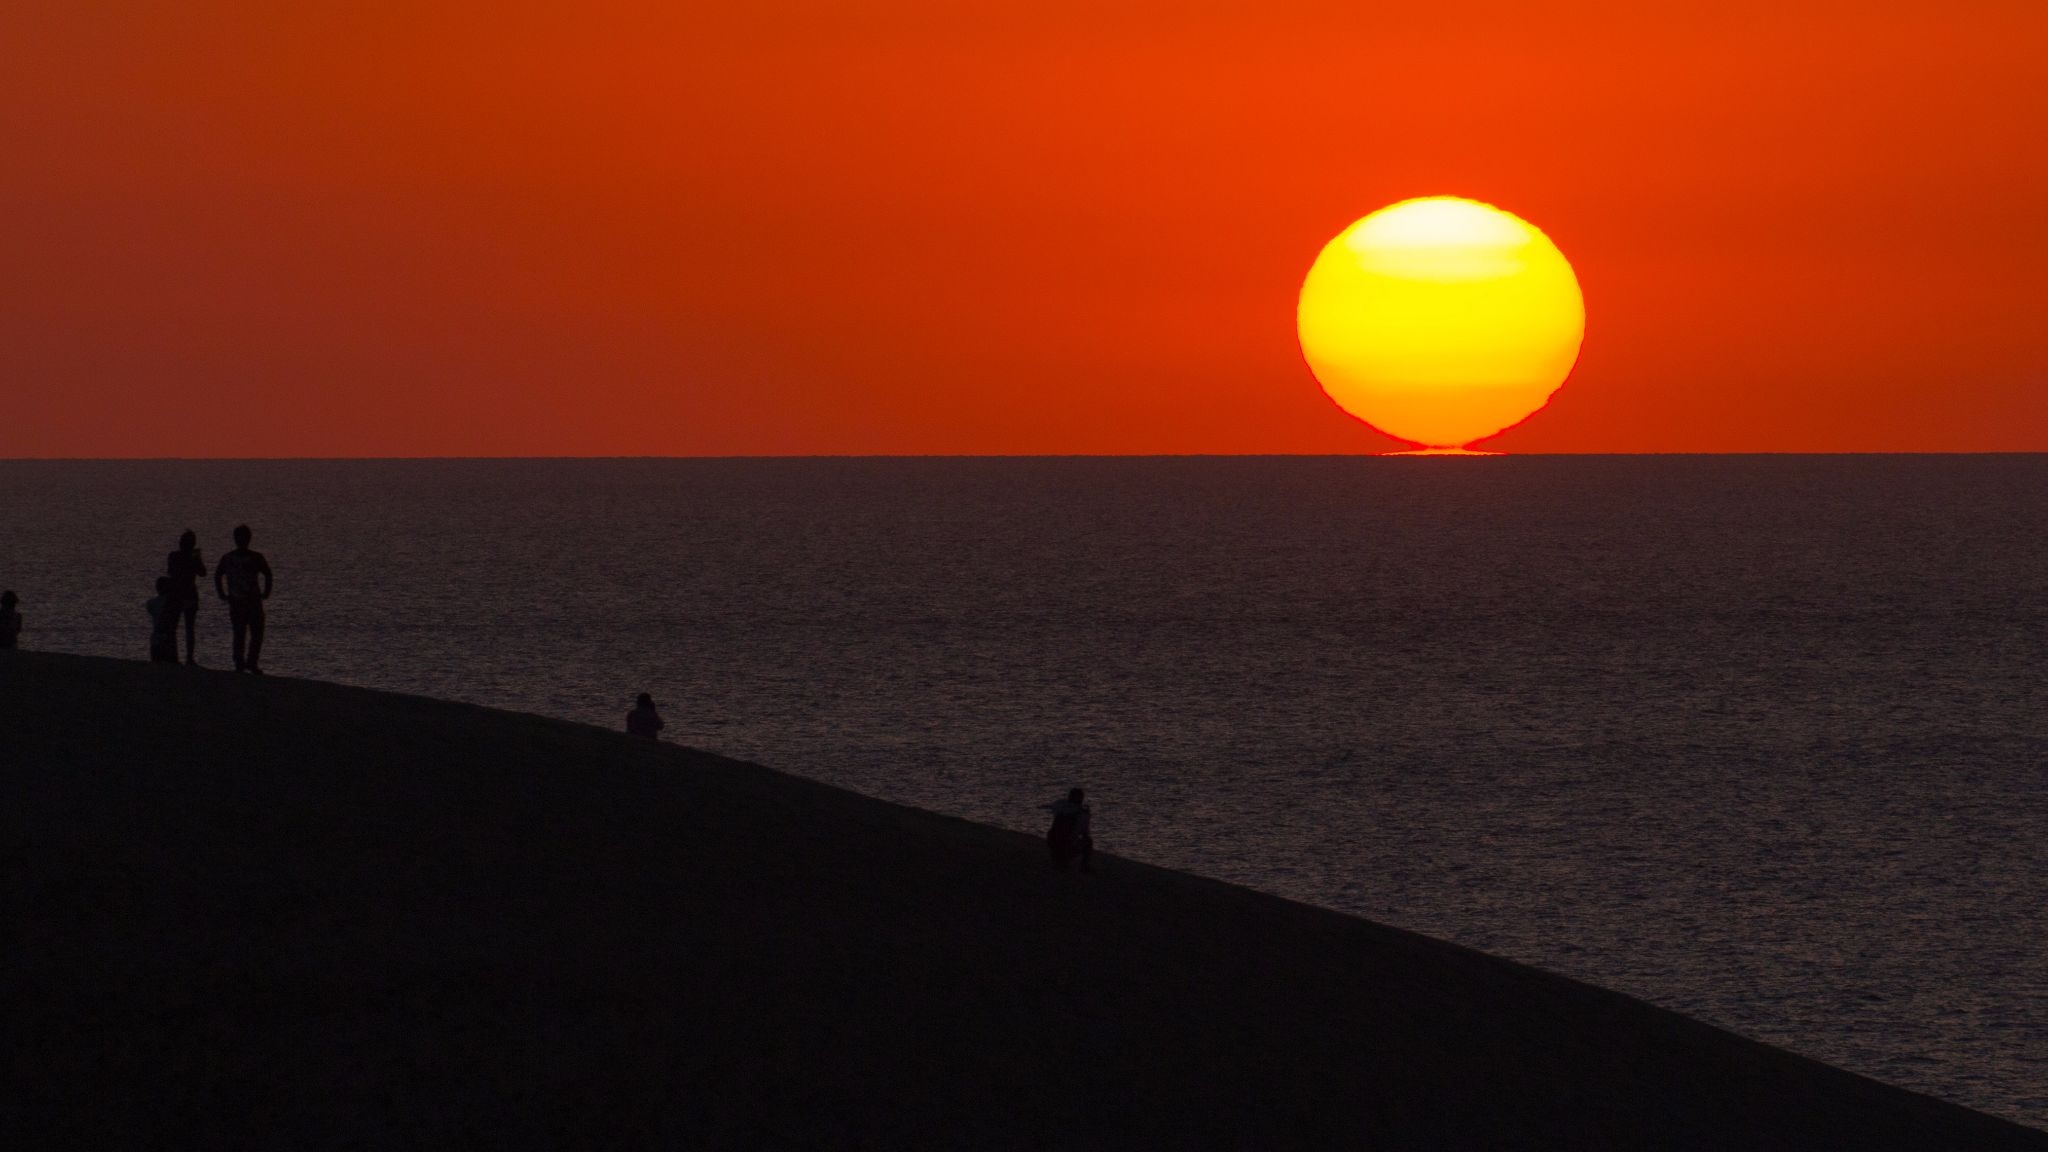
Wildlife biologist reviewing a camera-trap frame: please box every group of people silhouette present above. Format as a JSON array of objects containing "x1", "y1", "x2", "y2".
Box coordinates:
[
  {"x1": 142, "y1": 525, "x2": 274, "y2": 673},
  {"x1": 6, "y1": 530, "x2": 1106, "y2": 875},
  {"x1": 1, "y1": 525, "x2": 278, "y2": 671}
]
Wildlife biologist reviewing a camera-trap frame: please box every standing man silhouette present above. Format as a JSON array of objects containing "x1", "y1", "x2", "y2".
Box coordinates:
[
  {"x1": 165, "y1": 529, "x2": 207, "y2": 665},
  {"x1": 214, "y1": 524, "x2": 274, "y2": 674}
]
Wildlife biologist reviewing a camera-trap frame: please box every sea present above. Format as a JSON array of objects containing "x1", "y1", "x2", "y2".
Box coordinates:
[{"x1": 4, "y1": 456, "x2": 2044, "y2": 1126}]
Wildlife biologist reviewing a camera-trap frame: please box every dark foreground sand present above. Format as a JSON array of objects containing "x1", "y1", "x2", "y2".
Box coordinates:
[{"x1": 4, "y1": 652, "x2": 2042, "y2": 1150}]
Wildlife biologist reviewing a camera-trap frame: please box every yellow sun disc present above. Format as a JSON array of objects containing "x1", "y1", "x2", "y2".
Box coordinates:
[{"x1": 1297, "y1": 197, "x2": 1585, "y2": 449}]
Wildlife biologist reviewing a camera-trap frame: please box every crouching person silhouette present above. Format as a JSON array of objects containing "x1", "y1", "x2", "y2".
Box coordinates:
[
  {"x1": 1043, "y1": 788, "x2": 1095, "y2": 874},
  {"x1": 627, "y1": 693, "x2": 665, "y2": 740}
]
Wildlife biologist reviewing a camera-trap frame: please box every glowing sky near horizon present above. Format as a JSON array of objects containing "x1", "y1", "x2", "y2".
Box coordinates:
[{"x1": 1, "y1": 0, "x2": 2043, "y2": 455}]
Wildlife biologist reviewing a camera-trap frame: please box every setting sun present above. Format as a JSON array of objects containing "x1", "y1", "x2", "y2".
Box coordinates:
[{"x1": 1298, "y1": 197, "x2": 1586, "y2": 450}]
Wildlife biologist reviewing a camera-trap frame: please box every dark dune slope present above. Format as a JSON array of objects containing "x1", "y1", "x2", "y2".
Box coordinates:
[{"x1": 3, "y1": 652, "x2": 2041, "y2": 1150}]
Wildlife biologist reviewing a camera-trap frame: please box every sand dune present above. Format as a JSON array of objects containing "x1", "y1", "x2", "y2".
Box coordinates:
[{"x1": 4, "y1": 651, "x2": 2040, "y2": 1149}]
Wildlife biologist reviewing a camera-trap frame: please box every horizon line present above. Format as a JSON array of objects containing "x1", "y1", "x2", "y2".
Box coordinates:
[{"x1": 4, "y1": 451, "x2": 2048, "y2": 463}]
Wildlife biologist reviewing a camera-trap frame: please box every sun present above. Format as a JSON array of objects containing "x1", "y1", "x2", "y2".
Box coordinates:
[{"x1": 1297, "y1": 197, "x2": 1585, "y2": 450}]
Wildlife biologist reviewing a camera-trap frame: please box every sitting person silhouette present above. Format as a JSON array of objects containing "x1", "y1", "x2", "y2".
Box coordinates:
[
  {"x1": 0, "y1": 590, "x2": 19, "y2": 650},
  {"x1": 1043, "y1": 787, "x2": 1095, "y2": 873},
  {"x1": 626, "y1": 693, "x2": 665, "y2": 740},
  {"x1": 146, "y1": 577, "x2": 179, "y2": 663}
]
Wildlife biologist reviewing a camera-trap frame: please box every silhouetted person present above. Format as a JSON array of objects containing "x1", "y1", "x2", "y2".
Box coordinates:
[
  {"x1": 1043, "y1": 787, "x2": 1094, "y2": 873},
  {"x1": 213, "y1": 525, "x2": 273, "y2": 674},
  {"x1": 0, "y1": 591, "x2": 19, "y2": 650},
  {"x1": 165, "y1": 529, "x2": 207, "y2": 665},
  {"x1": 627, "y1": 693, "x2": 665, "y2": 739},
  {"x1": 146, "y1": 577, "x2": 179, "y2": 663}
]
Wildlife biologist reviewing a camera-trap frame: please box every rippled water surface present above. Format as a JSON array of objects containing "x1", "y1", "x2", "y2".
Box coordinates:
[{"x1": 5, "y1": 457, "x2": 2045, "y2": 1125}]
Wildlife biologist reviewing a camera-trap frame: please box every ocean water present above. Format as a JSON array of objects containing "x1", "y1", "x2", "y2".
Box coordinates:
[{"x1": 4, "y1": 456, "x2": 2045, "y2": 1125}]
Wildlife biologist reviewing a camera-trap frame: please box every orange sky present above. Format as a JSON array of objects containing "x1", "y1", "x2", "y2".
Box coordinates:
[{"x1": 5, "y1": 0, "x2": 2043, "y2": 456}]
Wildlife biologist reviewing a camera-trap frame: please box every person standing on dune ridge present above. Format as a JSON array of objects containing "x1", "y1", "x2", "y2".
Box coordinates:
[
  {"x1": 0, "y1": 590, "x2": 20, "y2": 650},
  {"x1": 165, "y1": 529, "x2": 207, "y2": 665},
  {"x1": 213, "y1": 524, "x2": 273, "y2": 674}
]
